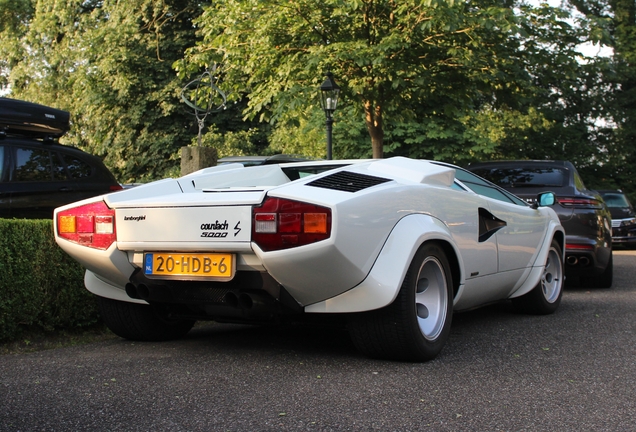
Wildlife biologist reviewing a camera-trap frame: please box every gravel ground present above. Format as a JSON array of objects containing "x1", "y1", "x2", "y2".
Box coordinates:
[{"x1": 1, "y1": 251, "x2": 634, "y2": 431}]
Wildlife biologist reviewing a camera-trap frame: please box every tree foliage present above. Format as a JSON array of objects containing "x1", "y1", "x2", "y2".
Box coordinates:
[
  {"x1": 0, "y1": 0, "x2": 632, "y2": 194},
  {"x1": 179, "y1": 0, "x2": 533, "y2": 160},
  {"x1": 1, "y1": 0, "x2": 263, "y2": 182},
  {"x1": 563, "y1": 0, "x2": 636, "y2": 199}
]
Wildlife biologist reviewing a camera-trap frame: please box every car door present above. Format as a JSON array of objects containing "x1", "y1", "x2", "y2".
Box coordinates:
[
  {"x1": 451, "y1": 168, "x2": 549, "y2": 307},
  {"x1": 55, "y1": 151, "x2": 106, "y2": 203},
  {"x1": 7, "y1": 145, "x2": 76, "y2": 218},
  {"x1": 486, "y1": 199, "x2": 546, "y2": 272}
]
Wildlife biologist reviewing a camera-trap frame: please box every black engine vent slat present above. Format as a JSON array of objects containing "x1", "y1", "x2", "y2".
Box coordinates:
[{"x1": 306, "y1": 171, "x2": 391, "y2": 192}]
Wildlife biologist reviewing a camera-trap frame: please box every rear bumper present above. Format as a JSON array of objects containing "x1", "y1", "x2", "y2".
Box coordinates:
[
  {"x1": 126, "y1": 268, "x2": 303, "y2": 321},
  {"x1": 564, "y1": 243, "x2": 611, "y2": 276}
]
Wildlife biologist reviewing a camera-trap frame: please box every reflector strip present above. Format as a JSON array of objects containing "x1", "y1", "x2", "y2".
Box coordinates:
[{"x1": 566, "y1": 244, "x2": 594, "y2": 250}]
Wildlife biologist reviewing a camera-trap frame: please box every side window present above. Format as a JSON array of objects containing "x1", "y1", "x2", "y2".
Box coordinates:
[
  {"x1": 51, "y1": 152, "x2": 68, "y2": 180},
  {"x1": 14, "y1": 148, "x2": 53, "y2": 181},
  {"x1": 62, "y1": 154, "x2": 93, "y2": 178},
  {"x1": 451, "y1": 182, "x2": 466, "y2": 191},
  {"x1": 454, "y1": 168, "x2": 526, "y2": 206},
  {"x1": 573, "y1": 171, "x2": 587, "y2": 191}
]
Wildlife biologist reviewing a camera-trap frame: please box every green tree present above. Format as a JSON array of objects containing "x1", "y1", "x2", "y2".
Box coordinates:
[
  {"x1": 1, "y1": 0, "x2": 220, "y2": 182},
  {"x1": 565, "y1": 0, "x2": 636, "y2": 198},
  {"x1": 179, "y1": 0, "x2": 537, "y2": 160}
]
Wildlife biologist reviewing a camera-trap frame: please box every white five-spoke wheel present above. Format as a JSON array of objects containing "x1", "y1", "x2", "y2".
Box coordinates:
[
  {"x1": 512, "y1": 240, "x2": 564, "y2": 315},
  {"x1": 540, "y1": 246, "x2": 563, "y2": 304},
  {"x1": 415, "y1": 256, "x2": 449, "y2": 341}
]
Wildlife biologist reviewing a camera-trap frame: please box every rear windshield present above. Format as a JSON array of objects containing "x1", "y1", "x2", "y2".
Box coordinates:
[
  {"x1": 470, "y1": 167, "x2": 567, "y2": 188},
  {"x1": 601, "y1": 193, "x2": 631, "y2": 208}
]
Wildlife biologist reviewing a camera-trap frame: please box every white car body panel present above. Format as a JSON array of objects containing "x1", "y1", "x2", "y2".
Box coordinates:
[
  {"x1": 305, "y1": 214, "x2": 460, "y2": 313},
  {"x1": 54, "y1": 157, "x2": 564, "y2": 322},
  {"x1": 115, "y1": 206, "x2": 253, "y2": 243}
]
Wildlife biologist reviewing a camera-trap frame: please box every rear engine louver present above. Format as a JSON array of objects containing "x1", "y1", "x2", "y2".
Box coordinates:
[{"x1": 306, "y1": 171, "x2": 391, "y2": 192}]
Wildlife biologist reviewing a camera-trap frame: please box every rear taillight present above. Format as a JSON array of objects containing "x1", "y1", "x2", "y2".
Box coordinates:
[
  {"x1": 56, "y1": 201, "x2": 116, "y2": 250},
  {"x1": 565, "y1": 243, "x2": 594, "y2": 251},
  {"x1": 252, "y1": 197, "x2": 331, "y2": 251},
  {"x1": 558, "y1": 197, "x2": 602, "y2": 209}
]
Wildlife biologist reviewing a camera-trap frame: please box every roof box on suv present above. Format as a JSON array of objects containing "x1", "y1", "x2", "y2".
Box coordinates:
[{"x1": 0, "y1": 97, "x2": 70, "y2": 139}]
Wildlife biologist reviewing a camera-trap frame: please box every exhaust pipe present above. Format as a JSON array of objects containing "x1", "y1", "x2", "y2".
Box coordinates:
[
  {"x1": 579, "y1": 256, "x2": 590, "y2": 267},
  {"x1": 125, "y1": 283, "x2": 140, "y2": 299},
  {"x1": 136, "y1": 284, "x2": 150, "y2": 300},
  {"x1": 238, "y1": 293, "x2": 254, "y2": 310},
  {"x1": 126, "y1": 283, "x2": 150, "y2": 300},
  {"x1": 566, "y1": 256, "x2": 578, "y2": 266},
  {"x1": 237, "y1": 292, "x2": 274, "y2": 318},
  {"x1": 223, "y1": 292, "x2": 239, "y2": 308}
]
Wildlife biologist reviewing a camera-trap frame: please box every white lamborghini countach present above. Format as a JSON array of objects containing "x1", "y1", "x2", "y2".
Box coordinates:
[{"x1": 54, "y1": 157, "x2": 564, "y2": 361}]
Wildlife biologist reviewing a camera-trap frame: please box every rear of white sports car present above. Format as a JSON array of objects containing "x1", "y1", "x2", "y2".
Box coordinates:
[{"x1": 54, "y1": 158, "x2": 564, "y2": 361}]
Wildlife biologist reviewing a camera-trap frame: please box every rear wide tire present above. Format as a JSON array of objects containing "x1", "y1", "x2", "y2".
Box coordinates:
[
  {"x1": 96, "y1": 296, "x2": 195, "y2": 341},
  {"x1": 348, "y1": 243, "x2": 453, "y2": 362},
  {"x1": 512, "y1": 240, "x2": 564, "y2": 315},
  {"x1": 591, "y1": 253, "x2": 613, "y2": 289}
]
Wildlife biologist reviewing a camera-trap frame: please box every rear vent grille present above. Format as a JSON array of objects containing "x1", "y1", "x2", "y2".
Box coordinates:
[{"x1": 307, "y1": 171, "x2": 391, "y2": 192}]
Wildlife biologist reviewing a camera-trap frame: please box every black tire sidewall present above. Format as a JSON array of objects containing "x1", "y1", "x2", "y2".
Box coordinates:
[{"x1": 395, "y1": 242, "x2": 454, "y2": 360}]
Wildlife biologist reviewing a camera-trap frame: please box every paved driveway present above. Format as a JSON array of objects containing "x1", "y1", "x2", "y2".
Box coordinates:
[{"x1": 1, "y1": 252, "x2": 635, "y2": 431}]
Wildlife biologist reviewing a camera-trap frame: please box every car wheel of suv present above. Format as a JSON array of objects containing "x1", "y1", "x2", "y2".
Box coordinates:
[
  {"x1": 96, "y1": 296, "x2": 195, "y2": 341},
  {"x1": 512, "y1": 240, "x2": 563, "y2": 315},
  {"x1": 348, "y1": 242, "x2": 453, "y2": 362},
  {"x1": 590, "y1": 253, "x2": 613, "y2": 289}
]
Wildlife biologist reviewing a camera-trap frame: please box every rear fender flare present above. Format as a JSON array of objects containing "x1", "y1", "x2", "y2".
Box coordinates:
[
  {"x1": 509, "y1": 221, "x2": 565, "y2": 298},
  {"x1": 305, "y1": 214, "x2": 463, "y2": 313}
]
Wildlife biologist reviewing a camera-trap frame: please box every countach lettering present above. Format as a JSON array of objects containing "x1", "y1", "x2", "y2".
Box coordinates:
[
  {"x1": 200, "y1": 220, "x2": 229, "y2": 237},
  {"x1": 201, "y1": 220, "x2": 228, "y2": 230}
]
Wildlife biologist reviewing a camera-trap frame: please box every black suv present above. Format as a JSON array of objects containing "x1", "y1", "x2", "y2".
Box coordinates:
[
  {"x1": 1, "y1": 97, "x2": 122, "y2": 219},
  {"x1": 596, "y1": 190, "x2": 636, "y2": 247},
  {"x1": 466, "y1": 160, "x2": 613, "y2": 288}
]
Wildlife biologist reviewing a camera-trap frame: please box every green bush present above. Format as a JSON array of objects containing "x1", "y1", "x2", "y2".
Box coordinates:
[{"x1": 0, "y1": 219, "x2": 98, "y2": 342}]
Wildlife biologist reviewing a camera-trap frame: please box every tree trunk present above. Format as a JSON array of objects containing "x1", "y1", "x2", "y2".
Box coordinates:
[{"x1": 364, "y1": 100, "x2": 384, "y2": 158}]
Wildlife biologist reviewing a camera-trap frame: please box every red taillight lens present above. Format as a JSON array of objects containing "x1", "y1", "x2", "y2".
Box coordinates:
[
  {"x1": 252, "y1": 197, "x2": 331, "y2": 251},
  {"x1": 558, "y1": 197, "x2": 602, "y2": 209},
  {"x1": 56, "y1": 201, "x2": 116, "y2": 250},
  {"x1": 565, "y1": 243, "x2": 594, "y2": 251}
]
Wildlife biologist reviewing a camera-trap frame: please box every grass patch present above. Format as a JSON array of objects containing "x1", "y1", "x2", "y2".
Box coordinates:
[{"x1": 0, "y1": 324, "x2": 116, "y2": 355}]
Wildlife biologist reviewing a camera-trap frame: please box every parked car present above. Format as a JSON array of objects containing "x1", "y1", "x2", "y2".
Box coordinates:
[
  {"x1": 596, "y1": 190, "x2": 636, "y2": 247},
  {"x1": 217, "y1": 154, "x2": 313, "y2": 167},
  {"x1": 0, "y1": 97, "x2": 122, "y2": 219},
  {"x1": 54, "y1": 157, "x2": 564, "y2": 361},
  {"x1": 466, "y1": 160, "x2": 612, "y2": 288}
]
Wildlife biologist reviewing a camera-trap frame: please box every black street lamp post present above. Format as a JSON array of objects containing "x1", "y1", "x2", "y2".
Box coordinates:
[{"x1": 319, "y1": 72, "x2": 340, "y2": 160}]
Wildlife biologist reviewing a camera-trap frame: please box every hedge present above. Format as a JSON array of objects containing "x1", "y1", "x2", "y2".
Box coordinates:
[{"x1": 0, "y1": 219, "x2": 99, "y2": 342}]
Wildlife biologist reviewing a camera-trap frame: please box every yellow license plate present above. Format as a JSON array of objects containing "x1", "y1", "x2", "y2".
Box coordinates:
[{"x1": 144, "y1": 253, "x2": 235, "y2": 280}]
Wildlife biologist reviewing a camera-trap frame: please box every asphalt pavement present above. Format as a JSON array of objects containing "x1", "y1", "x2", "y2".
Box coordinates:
[{"x1": 1, "y1": 251, "x2": 635, "y2": 431}]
